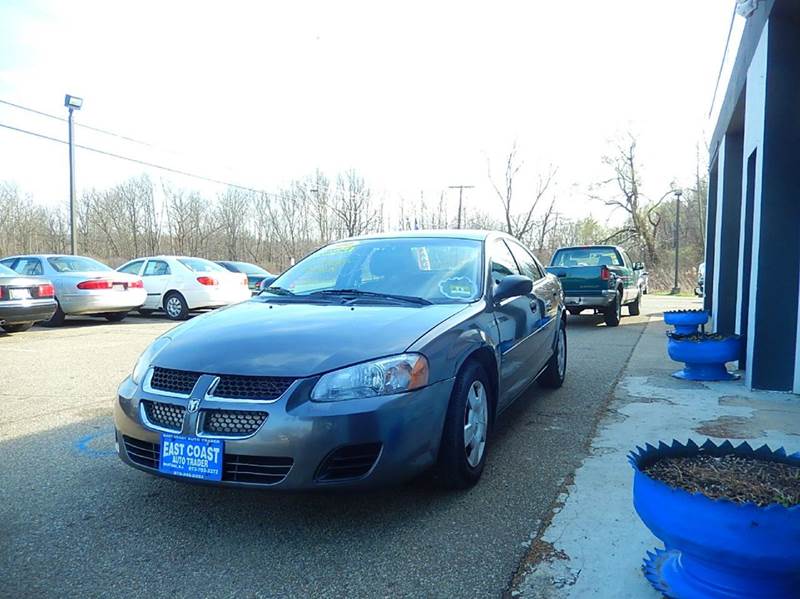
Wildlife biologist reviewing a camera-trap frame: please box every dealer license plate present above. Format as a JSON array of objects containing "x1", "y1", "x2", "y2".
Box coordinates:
[
  {"x1": 159, "y1": 434, "x2": 223, "y2": 481},
  {"x1": 10, "y1": 288, "x2": 31, "y2": 300}
]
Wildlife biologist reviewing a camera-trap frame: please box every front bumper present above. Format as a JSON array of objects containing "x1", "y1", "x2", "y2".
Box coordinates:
[
  {"x1": 60, "y1": 289, "x2": 146, "y2": 315},
  {"x1": 0, "y1": 298, "x2": 57, "y2": 324},
  {"x1": 564, "y1": 290, "x2": 616, "y2": 309},
  {"x1": 114, "y1": 374, "x2": 455, "y2": 490}
]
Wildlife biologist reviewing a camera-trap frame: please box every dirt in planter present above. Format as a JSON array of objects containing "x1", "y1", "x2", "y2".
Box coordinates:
[{"x1": 643, "y1": 454, "x2": 800, "y2": 507}]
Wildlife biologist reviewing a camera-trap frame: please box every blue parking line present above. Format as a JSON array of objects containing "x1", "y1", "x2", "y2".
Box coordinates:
[{"x1": 74, "y1": 428, "x2": 116, "y2": 458}]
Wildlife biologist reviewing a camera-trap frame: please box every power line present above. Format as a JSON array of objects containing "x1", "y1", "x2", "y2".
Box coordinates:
[
  {"x1": 0, "y1": 98, "x2": 157, "y2": 148},
  {"x1": 0, "y1": 121, "x2": 270, "y2": 196}
]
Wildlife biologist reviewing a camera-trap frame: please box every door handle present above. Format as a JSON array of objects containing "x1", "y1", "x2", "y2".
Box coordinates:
[{"x1": 529, "y1": 300, "x2": 538, "y2": 312}]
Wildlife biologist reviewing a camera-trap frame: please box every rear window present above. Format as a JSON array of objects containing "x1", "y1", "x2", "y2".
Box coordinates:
[
  {"x1": 178, "y1": 258, "x2": 226, "y2": 273},
  {"x1": 0, "y1": 264, "x2": 16, "y2": 276},
  {"x1": 48, "y1": 256, "x2": 112, "y2": 272},
  {"x1": 551, "y1": 248, "x2": 622, "y2": 267}
]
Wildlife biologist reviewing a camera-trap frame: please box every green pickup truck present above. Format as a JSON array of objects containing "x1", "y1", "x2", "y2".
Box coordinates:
[{"x1": 546, "y1": 245, "x2": 644, "y2": 327}]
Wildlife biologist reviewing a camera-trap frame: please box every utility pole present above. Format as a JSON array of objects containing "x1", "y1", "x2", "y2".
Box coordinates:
[
  {"x1": 64, "y1": 94, "x2": 84, "y2": 255},
  {"x1": 671, "y1": 189, "x2": 683, "y2": 295},
  {"x1": 448, "y1": 185, "x2": 474, "y2": 229}
]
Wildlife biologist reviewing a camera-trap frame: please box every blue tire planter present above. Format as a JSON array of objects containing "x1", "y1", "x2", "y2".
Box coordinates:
[
  {"x1": 663, "y1": 310, "x2": 709, "y2": 335},
  {"x1": 630, "y1": 440, "x2": 800, "y2": 599},
  {"x1": 666, "y1": 333, "x2": 741, "y2": 381}
]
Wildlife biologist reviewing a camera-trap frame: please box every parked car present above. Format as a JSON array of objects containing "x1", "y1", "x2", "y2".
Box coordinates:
[
  {"x1": 0, "y1": 263, "x2": 57, "y2": 333},
  {"x1": 0, "y1": 254, "x2": 145, "y2": 326},
  {"x1": 695, "y1": 262, "x2": 705, "y2": 297},
  {"x1": 115, "y1": 231, "x2": 566, "y2": 490},
  {"x1": 116, "y1": 256, "x2": 251, "y2": 320},
  {"x1": 546, "y1": 245, "x2": 642, "y2": 326},
  {"x1": 216, "y1": 260, "x2": 274, "y2": 294},
  {"x1": 637, "y1": 267, "x2": 650, "y2": 295}
]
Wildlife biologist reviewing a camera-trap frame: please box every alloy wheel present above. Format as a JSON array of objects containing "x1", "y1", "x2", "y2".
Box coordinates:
[{"x1": 464, "y1": 380, "x2": 488, "y2": 467}]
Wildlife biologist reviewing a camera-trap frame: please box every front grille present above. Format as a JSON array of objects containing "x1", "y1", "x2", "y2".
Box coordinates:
[
  {"x1": 150, "y1": 367, "x2": 201, "y2": 395},
  {"x1": 201, "y1": 409, "x2": 267, "y2": 436},
  {"x1": 142, "y1": 400, "x2": 185, "y2": 431},
  {"x1": 123, "y1": 436, "x2": 160, "y2": 469},
  {"x1": 316, "y1": 443, "x2": 382, "y2": 482},
  {"x1": 122, "y1": 436, "x2": 291, "y2": 485},
  {"x1": 212, "y1": 374, "x2": 294, "y2": 400},
  {"x1": 224, "y1": 454, "x2": 293, "y2": 484}
]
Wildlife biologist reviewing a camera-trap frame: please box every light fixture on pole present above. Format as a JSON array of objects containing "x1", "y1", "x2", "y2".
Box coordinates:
[
  {"x1": 64, "y1": 94, "x2": 83, "y2": 255},
  {"x1": 671, "y1": 189, "x2": 683, "y2": 295}
]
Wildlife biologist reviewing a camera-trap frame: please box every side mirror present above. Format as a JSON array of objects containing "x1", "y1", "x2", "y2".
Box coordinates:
[
  {"x1": 633, "y1": 262, "x2": 645, "y2": 270},
  {"x1": 493, "y1": 275, "x2": 533, "y2": 302},
  {"x1": 258, "y1": 275, "x2": 278, "y2": 292}
]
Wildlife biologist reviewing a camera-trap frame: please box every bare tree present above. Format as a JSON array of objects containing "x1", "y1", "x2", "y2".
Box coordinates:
[{"x1": 331, "y1": 170, "x2": 379, "y2": 237}]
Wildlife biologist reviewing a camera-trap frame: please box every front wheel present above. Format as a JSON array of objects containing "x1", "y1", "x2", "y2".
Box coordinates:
[
  {"x1": 435, "y1": 361, "x2": 491, "y2": 490},
  {"x1": 1, "y1": 322, "x2": 34, "y2": 333},
  {"x1": 539, "y1": 320, "x2": 567, "y2": 388},
  {"x1": 41, "y1": 302, "x2": 66, "y2": 327},
  {"x1": 604, "y1": 292, "x2": 622, "y2": 327}
]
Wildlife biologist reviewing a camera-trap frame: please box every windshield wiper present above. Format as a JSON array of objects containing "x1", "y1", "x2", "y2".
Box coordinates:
[
  {"x1": 308, "y1": 289, "x2": 432, "y2": 305},
  {"x1": 262, "y1": 286, "x2": 295, "y2": 296}
]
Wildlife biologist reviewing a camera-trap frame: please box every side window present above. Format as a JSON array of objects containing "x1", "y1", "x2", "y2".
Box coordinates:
[
  {"x1": 15, "y1": 257, "x2": 43, "y2": 276},
  {"x1": 507, "y1": 241, "x2": 542, "y2": 281},
  {"x1": 490, "y1": 239, "x2": 521, "y2": 284},
  {"x1": 619, "y1": 249, "x2": 631, "y2": 267},
  {"x1": 118, "y1": 260, "x2": 144, "y2": 275},
  {"x1": 143, "y1": 260, "x2": 171, "y2": 276}
]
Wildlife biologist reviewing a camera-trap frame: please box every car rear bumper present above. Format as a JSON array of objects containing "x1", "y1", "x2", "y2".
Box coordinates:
[
  {"x1": 183, "y1": 287, "x2": 252, "y2": 310},
  {"x1": 0, "y1": 298, "x2": 58, "y2": 324},
  {"x1": 114, "y1": 375, "x2": 455, "y2": 490},
  {"x1": 564, "y1": 290, "x2": 616, "y2": 309},
  {"x1": 60, "y1": 289, "x2": 146, "y2": 315}
]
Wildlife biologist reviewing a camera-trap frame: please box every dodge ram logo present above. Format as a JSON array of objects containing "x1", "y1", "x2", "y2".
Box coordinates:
[{"x1": 187, "y1": 399, "x2": 200, "y2": 413}]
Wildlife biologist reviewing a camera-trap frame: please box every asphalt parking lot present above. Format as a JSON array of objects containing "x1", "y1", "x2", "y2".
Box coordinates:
[{"x1": 0, "y1": 296, "x2": 695, "y2": 598}]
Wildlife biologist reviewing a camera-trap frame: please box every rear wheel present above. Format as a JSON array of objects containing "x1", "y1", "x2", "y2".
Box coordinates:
[
  {"x1": 104, "y1": 312, "x2": 127, "y2": 322},
  {"x1": 41, "y1": 302, "x2": 66, "y2": 327},
  {"x1": 164, "y1": 291, "x2": 189, "y2": 321},
  {"x1": 435, "y1": 361, "x2": 491, "y2": 490},
  {"x1": 604, "y1": 292, "x2": 622, "y2": 327},
  {"x1": 1, "y1": 322, "x2": 34, "y2": 333},
  {"x1": 539, "y1": 320, "x2": 567, "y2": 388},
  {"x1": 628, "y1": 292, "x2": 641, "y2": 316}
]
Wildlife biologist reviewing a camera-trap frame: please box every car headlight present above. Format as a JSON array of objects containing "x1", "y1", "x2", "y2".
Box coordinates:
[
  {"x1": 311, "y1": 353, "x2": 429, "y2": 402},
  {"x1": 131, "y1": 336, "x2": 172, "y2": 385}
]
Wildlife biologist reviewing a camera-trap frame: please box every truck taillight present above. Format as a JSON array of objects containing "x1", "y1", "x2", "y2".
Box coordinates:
[
  {"x1": 600, "y1": 266, "x2": 610, "y2": 281},
  {"x1": 37, "y1": 283, "x2": 55, "y2": 297},
  {"x1": 129, "y1": 279, "x2": 144, "y2": 289},
  {"x1": 77, "y1": 279, "x2": 113, "y2": 290},
  {"x1": 197, "y1": 276, "x2": 218, "y2": 286}
]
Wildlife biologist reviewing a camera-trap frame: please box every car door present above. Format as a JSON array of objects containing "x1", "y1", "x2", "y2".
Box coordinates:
[
  {"x1": 489, "y1": 239, "x2": 540, "y2": 409},
  {"x1": 617, "y1": 249, "x2": 636, "y2": 302},
  {"x1": 141, "y1": 259, "x2": 172, "y2": 309},
  {"x1": 506, "y1": 240, "x2": 559, "y2": 374}
]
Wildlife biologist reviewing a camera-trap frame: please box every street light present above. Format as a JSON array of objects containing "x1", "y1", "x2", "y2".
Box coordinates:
[
  {"x1": 671, "y1": 189, "x2": 683, "y2": 295},
  {"x1": 64, "y1": 94, "x2": 83, "y2": 255}
]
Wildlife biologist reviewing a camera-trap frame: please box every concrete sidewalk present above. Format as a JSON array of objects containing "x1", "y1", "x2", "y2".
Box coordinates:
[{"x1": 510, "y1": 315, "x2": 800, "y2": 598}]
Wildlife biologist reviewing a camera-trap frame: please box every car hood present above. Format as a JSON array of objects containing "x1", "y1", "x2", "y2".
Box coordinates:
[{"x1": 155, "y1": 299, "x2": 469, "y2": 377}]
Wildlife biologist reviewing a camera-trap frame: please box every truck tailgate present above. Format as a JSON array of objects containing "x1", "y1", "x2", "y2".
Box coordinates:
[{"x1": 546, "y1": 266, "x2": 607, "y2": 295}]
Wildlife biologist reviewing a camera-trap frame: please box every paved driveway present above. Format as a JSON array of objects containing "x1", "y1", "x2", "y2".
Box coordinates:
[{"x1": 0, "y1": 296, "x2": 693, "y2": 598}]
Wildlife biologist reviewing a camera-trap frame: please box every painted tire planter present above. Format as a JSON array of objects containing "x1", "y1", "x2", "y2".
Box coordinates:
[
  {"x1": 663, "y1": 309, "x2": 709, "y2": 335},
  {"x1": 667, "y1": 332, "x2": 741, "y2": 381},
  {"x1": 630, "y1": 440, "x2": 800, "y2": 599}
]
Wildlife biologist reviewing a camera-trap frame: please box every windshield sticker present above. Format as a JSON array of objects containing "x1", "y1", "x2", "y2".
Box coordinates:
[{"x1": 439, "y1": 276, "x2": 475, "y2": 299}]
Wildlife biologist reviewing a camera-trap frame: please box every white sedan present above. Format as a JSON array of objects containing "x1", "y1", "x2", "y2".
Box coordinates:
[{"x1": 116, "y1": 256, "x2": 251, "y2": 320}]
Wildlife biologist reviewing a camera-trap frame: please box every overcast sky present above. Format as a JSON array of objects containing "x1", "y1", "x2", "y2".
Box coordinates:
[{"x1": 0, "y1": 0, "x2": 742, "y2": 226}]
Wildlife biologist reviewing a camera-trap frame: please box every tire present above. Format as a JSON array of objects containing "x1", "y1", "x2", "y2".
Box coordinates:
[
  {"x1": 435, "y1": 361, "x2": 492, "y2": 490},
  {"x1": 628, "y1": 292, "x2": 641, "y2": 316},
  {"x1": 1, "y1": 322, "x2": 34, "y2": 333},
  {"x1": 163, "y1": 291, "x2": 189, "y2": 321},
  {"x1": 41, "y1": 302, "x2": 66, "y2": 327},
  {"x1": 603, "y1": 292, "x2": 622, "y2": 327},
  {"x1": 138, "y1": 308, "x2": 155, "y2": 316},
  {"x1": 104, "y1": 312, "x2": 128, "y2": 322},
  {"x1": 539, "y1": 319, "x2": 567, "y2": 389},
  {"x1": 567, "y1": 308, "x2": 583, "y2": 316}
]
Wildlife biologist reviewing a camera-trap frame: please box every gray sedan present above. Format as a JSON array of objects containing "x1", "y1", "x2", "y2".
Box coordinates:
[
  {"x1": 115, "y1": 231, "x2": 566, "y2": 490},
  {"x1": 0, "y1": 254, "x2": 146, "y2": 326},
  {"x1": 0, "y1": 263, "x2": 57, "y2": 333}
]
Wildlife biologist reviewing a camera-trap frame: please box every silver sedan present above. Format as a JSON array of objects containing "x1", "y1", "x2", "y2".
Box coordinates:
[{"x1": 0, "y1": 254, "x2": 146, "y2": 325}]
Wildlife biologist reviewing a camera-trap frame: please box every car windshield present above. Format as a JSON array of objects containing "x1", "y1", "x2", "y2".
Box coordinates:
[
  {"x1": 0, "y1": 264, "x2": 17, "y2": 275},
  {"x1": 47, "y1": 256, "x2": 112, "y2": 272},
  {"x1": 551, "y1": 248, "x2": 622, "y2": 267},
  {"x1": 269, "y1": 237, "x2": 483, "y2": 304},
  {"x1": 179, "y1": 258, "x2": 227, "y2": 273},
  {"x1": 230, "y1": 262, "x2": 269, "y2": 275}
]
